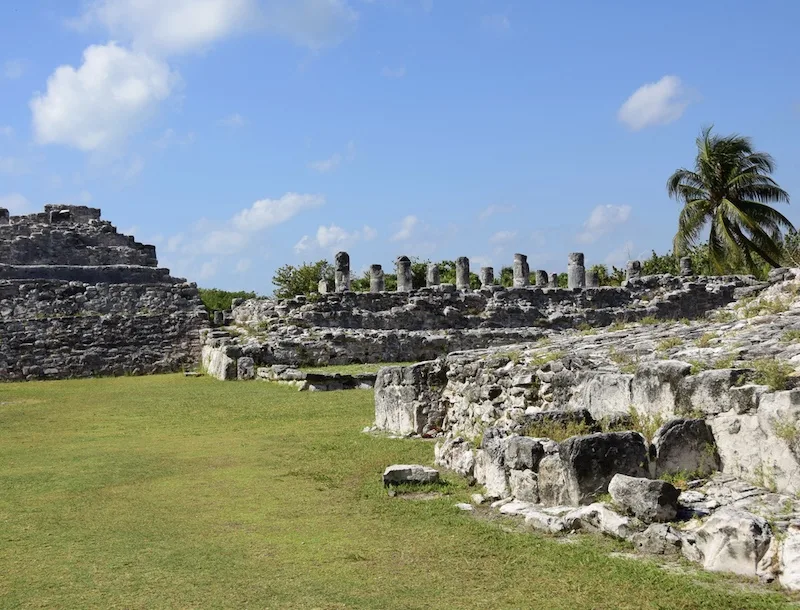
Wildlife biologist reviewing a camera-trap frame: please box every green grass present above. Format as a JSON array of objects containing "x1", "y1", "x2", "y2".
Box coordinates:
[
  {"x1": 299, "y1": 362, "x2": 416, "y2": 375},
  {"x1": 0, "y1": 376, "x2": 795, "y2": 609}
]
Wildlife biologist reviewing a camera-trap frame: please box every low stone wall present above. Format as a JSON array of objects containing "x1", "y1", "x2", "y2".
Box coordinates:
[{"x1": 0, "y1": 264, "x2": 176, "y2": 283}]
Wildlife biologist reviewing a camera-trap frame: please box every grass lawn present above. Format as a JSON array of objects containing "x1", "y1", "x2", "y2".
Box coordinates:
[
  {"x1": 0, "y1": 375, "x2": 795, "y2": 609},
  {"x1": 299, "y1": 362, "x2": 416, "y2": 375}
]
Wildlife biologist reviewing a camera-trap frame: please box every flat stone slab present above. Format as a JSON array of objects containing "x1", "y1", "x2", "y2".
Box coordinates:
[{"x1": 383, "y1": 464, "x2": 440, "y2": 486}]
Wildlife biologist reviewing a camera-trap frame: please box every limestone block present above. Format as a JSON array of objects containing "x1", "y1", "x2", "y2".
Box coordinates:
[
  {"x1": 692, "y1": 508, "x2": 772, "y2": 577},
  {"x1": 608, "y1": 474, "x2": 679, "y2": 523},
  {"x1": 382, "y1": 464, "x2": 439, "y2": 486},
  {"x1": 558, "y1": 432, "x2": 649, "y2": 505},
  {"x1": 652, "y1": 418, "x2": 720, "y2": 478}
]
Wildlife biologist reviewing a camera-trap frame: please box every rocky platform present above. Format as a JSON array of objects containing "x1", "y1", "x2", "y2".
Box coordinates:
[{"x1": 373, "y1": 268, "x2": 800, "y2": 590}]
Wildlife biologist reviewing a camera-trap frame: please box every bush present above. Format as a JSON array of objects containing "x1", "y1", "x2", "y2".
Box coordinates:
[
  {"x1": 198, "y1": 288, "x2": 257, "y2": 312},
  {"x1": 272, "y1": 260, "x2": 332, "y2": 299}
]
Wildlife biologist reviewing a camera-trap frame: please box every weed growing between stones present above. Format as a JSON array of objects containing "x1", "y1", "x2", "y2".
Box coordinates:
[
  {"x1": 750, "y1": 359, "x2": 795, "y2": 391},
  {"x1": 772, "y1": 414, "x2": 800, "y2": 450},
  {"x1": 695, "y1": 332, "x2": 718, "y2": 348},
  {"x1": 781, "y1": 330, "x2": 800, "y2": 344},
  {"x1": 657, "y1": 337, "x2": 684, "y2": 351},
  {"x1": 522, "y1": 418, "x2": 593, "y2": 442},
  {"x1": 639, "y1": 316, "x2": 659, "y2": 325}
]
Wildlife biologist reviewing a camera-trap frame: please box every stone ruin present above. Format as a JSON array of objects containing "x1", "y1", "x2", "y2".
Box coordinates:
[
  {"x1": 202, "y1": 250, "x2": 762, "y2": 381},
  {"x1": 372, "y1": 266, "x2": 800, "y2": 590},
  {"x1": 0, "y1": 205, "x2": 207, "y2": 380}
]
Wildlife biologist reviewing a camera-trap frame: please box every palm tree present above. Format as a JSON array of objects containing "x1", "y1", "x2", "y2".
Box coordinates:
[{"x1": 667, "y1": 127, "x2": 792, "y2": 273}]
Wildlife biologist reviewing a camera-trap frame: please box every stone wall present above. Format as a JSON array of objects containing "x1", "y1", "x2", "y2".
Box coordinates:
[
  {"x1": 201, "y1": 267, "x2": 764, "y2": 379},
  {"x1": 372, "y1": 271, "x2": 800, "y2": 496},
  {"x1": 0, "y1": 205, "x2": 207, "y2": 380}
]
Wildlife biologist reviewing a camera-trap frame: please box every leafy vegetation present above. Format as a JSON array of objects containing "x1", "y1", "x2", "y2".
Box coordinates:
[
  {"x1": 198, "y1": 287, "x2": 257, "y2": 312},
  {"x1": 781, "y1": 330, "x2": 800, "y2": 344},
  {"x1": 657, "y1": 337, "x2": 683, "y2": 351},
  {"x1": 667, "y1": 127, "x2": 793, "y2": 275},
  {"x1": 272, "y1": 259, "x2": 333, "y2": 298},
  {"x1": 300, "y1": 362, "x2": 416, "y2": 375},
  {"x1": 695, "y1": 332, "x2": 718, "y2": 348},
  {"x1": 2, "y1": 376, "x2": 791, "y2": 608},
  {"x1": 750, "y1": 358, "x2": 795, "y2": 391}
]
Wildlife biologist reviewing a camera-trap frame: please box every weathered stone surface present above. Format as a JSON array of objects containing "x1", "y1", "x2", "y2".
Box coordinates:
[
  {"x1": 202, "y1": 345, "x2": 237, "y2": 380},
  {"x1": 585, "y1": 270, "x2": 600, "y2": 288},
  {"x1": 626, "y1": 260, "x2": 641, "y2": 281},
  {"x1": 652, "y1": 418, "x2": 720, "y2": 477},
  {"x1": 608, "y1": 474, "x2": 679, "y2": 522},
  {"x1": 564, "y1": 502, "x2": 639, "y2": 539},
  {"x1": 680, "y1": 256, "x2": 694, "y2": 276},
  {"x1": 504, "y1": 436, "x2": 547, "y2": 471},
  {"x1": 537, "y1": 453, "x2": 571, "y2": 506},
  {"x1": 479, "y1": 267, "x2": 494, "y2": 288},
  {"x1": 396, "y1": 256, "x2": 413, "y2": 292},
  {"x1": 456, "y1": 257, "x2": 470, "y2": 291},
  {"x1": 369, "y1": 264, "x2": 385, "y2": 293},
  {"x1": 567, "y1": 253, "x2": 585, "y2": 289},
  {"x1": 509, "y1": 469, "x2": 539, "y2": 502},
  {"x1": 382, "y1": 464, "x2": 439, "y2": 486},
  {"x1": 513, "y1": 253, "x2": 529, "y2": 287},
  {"x1": 631, "y1": 523, "x2": 683, "y2": 555},
  {"x1": 334, "y1": 251, "x2": 350, "y2": 293},
  {"x1": 558, "y1": 432, "x2": 649, "y2": 505},
  {"x1": 691, "y1": 508, "x2": 772, "y2": 577},
  {"x1": 780, "y1": 530, "x2": 800, "y2": 591},
  {"x1": 535, "y1": 270, "x2": 548, "y2": 287},
  {"x1": 434, "y1": 437, "x2": 475, "y2": 477},
  {"x1": 426, "y1": 263, "x2": 440, "y2": 287},
  {"x1": 237, "y1": 356, "x2": 255, "y2": 380}
]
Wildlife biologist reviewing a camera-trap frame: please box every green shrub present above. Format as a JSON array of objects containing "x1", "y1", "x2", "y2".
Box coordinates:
[
  {"x1": 523, "y1": 418, "x2": 592, "y2": 442},
  {"x1": 657, "y1": 337, "x2": 683, "y2": 351},
  {"x1": 781, "y1": 330, "x2": 800, "y2": 344},
  {"x1": 751, "y1": 359, "x2": 795, "y2": 391},
  {"x1": 198, "y1": 288, "x2": 257, "y2": 312},
  {"x1": 695, "y1": 333, "x2": 717, "y2": 348}
]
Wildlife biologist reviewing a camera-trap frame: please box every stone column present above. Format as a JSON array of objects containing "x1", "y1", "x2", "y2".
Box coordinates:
[
  {"x1": 680, "y1": 257, "x2": 694, "y2": 276},
  {"x1": 456, "y1": 257, "x2": 470, "y2": 290},
  {"x1": 426, "y1": 263, "x2": 440, "y2": 287},
  {"x1": 586, "y1": 269, "x2": 600, "y2": 287},
  {"x1": 548, "y1": 273, "x2": 558, "y2": 288},
  {"x1": 535, "y1": 270, "x2": 548, "y2": 287},
  {"x1": 396, "y1": 256, "x2": 413, "y2": 292},
  {"x1": 479, "y1": 267, "x2": 494, "y2": 287},
  {"x1": 0, "y1": 208, "x2": 8, "y2": 225},
  {"x1": 626, "y1": 260, "x2": 642, "y2": 281},
  {"x1": 318, "y1": 279, "x2": 331, "y2": 294},
  {"x1": 334, "y1": 251, "x2": 350, "y2": 292},
  {"x1": 370, "y1": 264, "x2": 385, "y2": 292},
  {"x1": 513, "y1": 253, "x2": 530, "y2": 287},
  {"x1": 567, "y1": 252, "x2": 585, "y2": 289}
]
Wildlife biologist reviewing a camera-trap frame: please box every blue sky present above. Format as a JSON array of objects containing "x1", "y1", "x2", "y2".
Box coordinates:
[{"x1": 1, "y1": 0, "x2": 799, "y2": 292}]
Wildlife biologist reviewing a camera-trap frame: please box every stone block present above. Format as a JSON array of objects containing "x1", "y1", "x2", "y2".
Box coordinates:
[{"x1": 608, "y1": 473, "x2": 679, "y2": 522}]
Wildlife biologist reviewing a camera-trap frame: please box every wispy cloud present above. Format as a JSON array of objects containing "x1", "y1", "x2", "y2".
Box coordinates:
[
  {"x1": 489, "y1": 230, "x2": 517, "y2": 244},
  {"x1": 381, "y1": 65, "x2": 406, "y2": 79},
  {"x1": 218, "y1": 113, "x2": 245, "y2": 128},
  {"x1": 294, "y1": 223, "x2": 377, "y2": 253},
  {"x1": 577, "y1": 204, "x2": 632, "y2": 244},
  {"x1": 478, "y1": 204, "x2": 515, "y2": 221},
  {"x1": 309, "y1": 140, "x2": 355, "y2": 173},
  {"x1": 391, "y1": 215, "x2": 419, "y2": 241}
]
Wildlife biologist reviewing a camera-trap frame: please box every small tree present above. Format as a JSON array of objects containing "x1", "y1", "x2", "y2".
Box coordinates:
[{"x1": 272, "y1": 260, "x2": 332, "y2": 299}]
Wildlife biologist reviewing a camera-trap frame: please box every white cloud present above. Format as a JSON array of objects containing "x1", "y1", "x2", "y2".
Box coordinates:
[
  {"x1": 293, "y1": 235, "x2": 311, "y2": 253},
  {"x1": 199, "y1": 259, "x2": 220, "y2": 280},
  {"x1": 218, "y1": 113, "x2": 245, "y2": 128},
  {"x1": 70, "y1": 0, "x2": 258, "y2": 55},
  {"x1": 263, "y1": 0, "x2": 359, "y2": 50},
  {"x1": 0, "y1": 157, "x2": 28, "y2": 175},
  {"x1": 381, "y1": 65, "x2": 406, "y2": 78},
  {"x1": 235, "y1": 258, "x2": 252, "y2": 273},
  {"x1": 618, "y1": 75, "x2": 691, "y2": 131},
  {"x1": 577, "y1": 204, "x2": 632, "y2": 244},
  {"x1": 478, "y1": 204, "x2": 515, "y2": 220},
  {"x1": 489, "y1": 230, "x2": 517, "y2": 244},
  {"x1": 154, "y1": 128, "x2": 195, "y2": 149},
  {"x1": 604, "y1": 241, "x2": 636, "y2": 267},
  {"x1": 310, "y1": 153, "x2": 342, "y2": 173},
  {"x1": 481, "y1": 13, "x2": 510, "y2": 33},
  {"x1": 0, "y1": 126, "x2": 13, "y2": 137},
  {"x1": 4, "y1": 59, "x2": 24, "y2": 79},
  {"x1": 203, "y1": 229, "x2": 246, "y2": 255},
  {"x1": 295, "y1": 223, "x2": 377, "y2": 253},
  {"x1": 233, "y1": 192, "x2": 325, "y2": 232},
  {"x1": 391, "y1": 215, "x2": 419, "y2": 241},
  {"x1": 309, "y1": 140, "x2": 355, "y2": 173},
  {"x1": 30, "y1": 43, "x2": 177, "y2": 151},
  {"x1": 0, "y1": 193, "x2": 31, "y2": 214}
]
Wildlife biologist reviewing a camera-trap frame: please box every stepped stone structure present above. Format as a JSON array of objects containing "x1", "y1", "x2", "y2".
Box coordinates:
[{"x1": 0, "y1": 205, "x2": 207, "y2": 380}]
